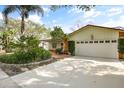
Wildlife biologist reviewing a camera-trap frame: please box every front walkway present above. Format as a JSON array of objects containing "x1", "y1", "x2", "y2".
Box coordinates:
[
  {"x1": 1, "y1": 56, "x2": 124, "y2": 87},
  {"x1": 51, "y1": 51, "x2": 71, "y2": 60}
]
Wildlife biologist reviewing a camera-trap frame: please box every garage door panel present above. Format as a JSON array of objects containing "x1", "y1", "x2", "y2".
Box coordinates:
[{"x1": 75, "y1": 42, "x2": 118, "y2": 58}]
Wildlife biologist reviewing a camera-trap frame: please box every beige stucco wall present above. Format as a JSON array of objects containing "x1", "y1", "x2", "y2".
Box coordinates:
[
  {"x1": 39, "y1": 41, "x2": 62, "y2": 50},
  {"x1": 49, "y1": 42, "x2": 62, "y2": 50},
  {"x1": 69, "y1": 26, "x2": 119, "y2": 41},
  {"x1": 69, "y1": 26, "x2": 120, "y2": 58},
  {"x1": 39, "y1": 41, "x2": 50, "y2": 50}
]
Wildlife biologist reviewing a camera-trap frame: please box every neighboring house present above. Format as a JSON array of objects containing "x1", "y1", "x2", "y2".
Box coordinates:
[
  {"x1": 69, "y1": 24, "x2": 124, "y2": 59},
  {"x1": 39, "y1": 33, "x2": 63, "y2": 50},
  {"x1": 39, "y1": 38, "x2": 63, "y2": 50}
]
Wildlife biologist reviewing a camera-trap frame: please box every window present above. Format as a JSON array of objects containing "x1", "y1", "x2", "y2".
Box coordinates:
[
  {"x1": 77, "y1": 41, "x2": 80, "y2": 44},
  {"x1": 99, "y1": 41, "x2": 104, "y2": 43},
  {"x1": 81, "y1": 41, "x2": 84, "y2": 44},
  {"x1": 89, "y1": 41, "x2": 93, "y2": 43},
  {"x1": 94, "y1": 41, "x2": 98, "y2": 43},
  {"x1": 61, "y1": 43, "x2": 63, "y2": 46},
  {"x1": 105, "y1": 40, "x2": 110, "y2": 43},
  {"x1": 52, "y1": 43, "x2": 57, "y2": 48},
  {"x1": 61, "y1": 43, "x2": 63, "y2": 48},
  {"x1": 85, "y1": 41, "x2": 88, "y2": 43},
  {"x1": 111, "y1": 40, "x2": 117, "y2": 43}
]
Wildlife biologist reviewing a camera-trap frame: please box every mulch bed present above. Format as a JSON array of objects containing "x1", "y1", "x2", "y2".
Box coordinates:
[{"x1": 0, "y1": 58, "x2": 57, "y2": 76}]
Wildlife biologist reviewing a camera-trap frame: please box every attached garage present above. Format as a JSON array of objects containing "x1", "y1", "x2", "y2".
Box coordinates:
[
  {"x1": 75, "y1": 40, "x2": 118, "y2": 58},
  {"x1": 69, "y1": 25, "x2": 124, "y2": 59}
]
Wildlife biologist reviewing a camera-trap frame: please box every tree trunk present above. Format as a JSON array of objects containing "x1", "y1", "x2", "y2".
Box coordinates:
[
  {"x1": 2, "y1": 34, "x2": 8, "y2": 52},
  {"x1": 2, "y1": 34, "x2": 5, "y2": 50},
  {"x1": 63, "y1": 39, "x2": 68, "y2": 54},
  {"x1": 21, "y1": 15, "x2": 25, "y2": 34}
]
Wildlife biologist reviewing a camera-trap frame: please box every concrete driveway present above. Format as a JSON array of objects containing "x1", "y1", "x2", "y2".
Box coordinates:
[{"x1": 1, "y1": 56, "x2": 124, "y2": 88}]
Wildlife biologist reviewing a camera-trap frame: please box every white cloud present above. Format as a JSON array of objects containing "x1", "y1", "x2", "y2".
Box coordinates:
[
  {"x1": 28, "y1": 15, "x2": 43, "y2": 25},
  {"x1": 49, "y1": 23, "x2": 74, "y2": 33},
  {"x1": 16, "y1": 16, "x2": 21, "y2": 20},
  {"x1": 62, "y1": 23, "x2": 85, "y2": 33},
  {"x1": 42, "y1": 7, "x2": 50, "y2": 17},
  {"x1": 42, "y1": 7, "x2": 50, "y2": 13},
  {"x1": 0, "y1": 12, "x2": 3, "y2": 20},
  {"x1": 68, "y1": 7, "x2": 82, "y2": 14},
  {"x1": 53, "y1": 24, "x2": 62, "y2": 27},
  {"x1": 83, "y1": 9, "x2": 102, "y2": 18},
  {"x1": 120, "y1": 15, "x2": 124, "y2": 20},
  {"x1": 52, "y1": 20, "x2": 57, "y2": 23},
  {"x1": 107, "y1": 8, "x2": 122, "y2": 16},
  {"x1": 62, "y1": 25, "x2": 73, "y2": 33},
  {"x1": 101, "y1": 15, "x2": 124, "y2": 27},
  {"x1": 85, "y1": 19, "x2": 94, "y2": 23}
]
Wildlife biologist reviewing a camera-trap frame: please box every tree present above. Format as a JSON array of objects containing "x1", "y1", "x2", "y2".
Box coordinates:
[
  {"x1": 0, "y1": 18, "x2": 51, "y2": 52},
  {"x1": 0, "y1": 18, "x2": 22, "y2": 52},
  {"x1": 50, "y1": 26, "x2": 65, "y2": 49},
  {"x1": 50, "y1": 26, "x2": 64, "y2": 40},
  {"x1": 62, "y1": 34, "x2": 69, "y2": 54},
  {"x1": 0, "y1": 28, "x2": 15, "y2": 52},
  {"x1": 24, "y1": 20, "x2": 50, "y2": 38},
  {"x1": 50, "y1": 27, "x2": 69, "y2": 54},
  {"x1": 50, "y1": 5, "x2": 95, "y2": 12},
  {"x1": 2, "y1": 5, "x2": 44, "y2": 34}
]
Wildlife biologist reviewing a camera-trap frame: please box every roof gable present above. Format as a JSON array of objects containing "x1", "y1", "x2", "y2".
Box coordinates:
[{"x1": 69, "y1": 25, "x2": 124, "y2": 36}]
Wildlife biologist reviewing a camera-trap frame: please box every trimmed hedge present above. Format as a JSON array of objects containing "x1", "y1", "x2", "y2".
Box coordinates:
[
  {"x1": 68, "y1": 41, "x2": 75, "y2": 55},
  {"x1": 118, "y1": 38, "x2": 124, "y2": 53},
  {"x1": 0, "y1": 48, "x2": 51, "y2": 64}
]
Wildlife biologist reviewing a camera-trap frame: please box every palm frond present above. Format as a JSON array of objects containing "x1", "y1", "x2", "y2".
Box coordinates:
[
  {"x1": 50, "y1": 5, "x2": 72, "y2": 11},
  {"x1": 76, "y1": 5, "x2": 95, "y2": 11},
  {"x1": 2, "y1": 5, "x2": 17, "y2": 24},
  {"x1": 25, "y1": 5, "x2": 44, "y2": 17},
  {"x1": 50, "y1": 5, "x2": 95, "y2": 12}
]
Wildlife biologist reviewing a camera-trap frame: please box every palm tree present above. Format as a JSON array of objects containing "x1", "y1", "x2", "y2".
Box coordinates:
[{"x1": 2, "y1": 5, "x2": 44, "y2": 34}]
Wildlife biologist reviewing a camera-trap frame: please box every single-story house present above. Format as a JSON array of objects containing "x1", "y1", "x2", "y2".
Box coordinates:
[
  {"x1": 69, "y1": 24, "x2": 124, "y2": 59},
  {"x1": 39, "y1": 32, "x2": 63, "y2": 51},
  {"x1": 39, "y1": 38, "x2": 63, "y2": 51}
]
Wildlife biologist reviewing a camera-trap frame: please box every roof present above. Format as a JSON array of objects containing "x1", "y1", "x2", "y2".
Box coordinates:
[
  {"x1": 69, "y1": 24, "x2": 124, "y2": 36},
  {"x1": 40, "y1": 38, "x2": 62, "y2": 42},
  {"x1": 40, "y1": 38, "x2": 52, "y2": 42}
]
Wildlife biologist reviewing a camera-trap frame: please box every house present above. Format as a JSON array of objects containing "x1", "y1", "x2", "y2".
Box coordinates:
[
  {"x1": 39, "y1": 32, "x2": 63, "y2": 51},
  {"x1": 39, "y1": 38, "x2": 63, "y2": 51},
  {"x1": 69, "y1": 24, "x2": 124, "y2": 59}
]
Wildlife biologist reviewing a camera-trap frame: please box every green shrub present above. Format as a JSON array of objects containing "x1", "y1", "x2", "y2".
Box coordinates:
[
  {"x1": 0, "y1": 48, "x2": 51, "y2": 64},
  {"x1": 56, "y1": 48, "x2": 63, "y2": 54},
  {"x1": 10, "y1": 35, "x2": 40, "y2": 52},
  {"x1": 42, "y1": 50, "x2": 51, "y2": 59},
  {"x1": 0, "y1": 35, "x2": 51, "y2": 64},
  {"x1": 118, "y1": 38, "x2": 124, "y2": 53},
  {"x1": 15, "y1": 51, "x2": 33, "y2": 64},
  {"x1": 68, "y1": 41, "x2": 75, "y2": 55},
  {"x1": 0, "y1": 54, "x2": 17, "y2": 64}
]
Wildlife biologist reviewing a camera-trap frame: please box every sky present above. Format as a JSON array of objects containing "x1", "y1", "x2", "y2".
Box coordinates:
[{"x1": 0, "y1": 5, "x2": 124, "y2": 33}]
